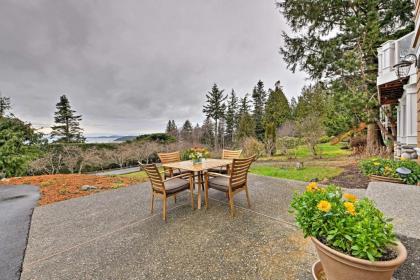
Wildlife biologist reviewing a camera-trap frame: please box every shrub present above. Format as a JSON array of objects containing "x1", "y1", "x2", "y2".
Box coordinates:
[
  {"x1": 359, "y1": 158, "x2": 420, "y2": 185},
  {"x1": 290, "y1": 184, "x2": 396, "y2": 261},
  {"x1": 277, "y1": 137, "x2": 302, "y2": 158},
  {"x1": 241, "y1": 137, "x2": 265, "y2": 158},
  {"x1": 318, "y1": 135, "x2": 332, "y2": 144}
]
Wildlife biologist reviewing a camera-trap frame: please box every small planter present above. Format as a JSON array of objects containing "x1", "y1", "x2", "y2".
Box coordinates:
[
  {"x1": 192, "y1": 158, "x2": 203, "y2": 165},
  {"x1": 369, "y1": 175, "x2": 404, "y2": 184},
  {"x1": 311, "y1": 237, "x2": 407, "y2": 280}
]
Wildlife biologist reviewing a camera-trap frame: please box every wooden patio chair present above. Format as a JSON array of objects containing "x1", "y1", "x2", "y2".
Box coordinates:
[
  {"x1": 204, "y1": 155, "x2": 255, "y2": 217},
  {"x1": 142, "y1": 163, "x2": 194, "y2": 221},
  {"x1": 208, "y1": 149, "x2": 242, "y2": 174},
  {"x1": 158, "y1": 151, "x2": 190, "y2": 179}
]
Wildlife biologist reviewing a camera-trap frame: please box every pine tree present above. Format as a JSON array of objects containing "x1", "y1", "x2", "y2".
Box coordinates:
[
  {"x1": 51, "y1": 95, "x2": 85, "y2": 143},
  {"x1": 236, "y1": 94, "x2": 255, "y2": 141},
  {"x1": 192, "y1": 123, "x2": 202, "y2": 145},
  {"x1": 0, "y1": 94, "x2": 11, "y2": 117},
  {"x1": 180, "y1": 120, "x2": 193, "y2": 142},
  {"x1": 251, "y1": 80, "x2": 266, "y2": 141},
  {"x1": 225, "y1": 89, "x2": 238, "y2": 145},
  {"x1": 264, "y1": 81, "x2": 291, "y2": 127},
  {"x1": 201, "y1": 117, "x2": 215, "y2": 146},
  {"x1": 166, "y1": 120, "x2": 178, "y2": 138},
  {"x1": 202, "y1": 83, "x2": 227, "y2": 149}
]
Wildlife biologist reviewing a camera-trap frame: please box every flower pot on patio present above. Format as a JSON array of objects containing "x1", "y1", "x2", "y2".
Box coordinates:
[
  {"x1": 311, "y1": 237, "x2": 407, "y2": 280},
  {"x1": 369, "y1": 175, "x2": 404, "y2": 184}
]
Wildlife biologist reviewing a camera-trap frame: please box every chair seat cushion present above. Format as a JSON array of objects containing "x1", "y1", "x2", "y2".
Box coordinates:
[
  {"x1": 207, "y1": 167, "x2": 228, "y2": 174},
  {"x1": 164, "y1": 178, "x2": 190, "y2": 194},
  {"x1": 208, "y1": 176, "x2": 229, "y2": 192},
  {"x1": 165, "y1": 169, "x2": 191, "y2": 178}
]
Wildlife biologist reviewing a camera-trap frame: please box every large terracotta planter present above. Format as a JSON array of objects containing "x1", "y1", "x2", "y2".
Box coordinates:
[
  {"x1": 369, "y1": 175, "x2": 404, "y2": 184},
  {"x1": 311, "y1": 237, "x2": 407, "y2": 280}
]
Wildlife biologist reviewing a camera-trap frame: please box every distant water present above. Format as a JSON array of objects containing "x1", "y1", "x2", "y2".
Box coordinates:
[{"x1": 85, "y1": 137, "x2": 121, "y2": 143}]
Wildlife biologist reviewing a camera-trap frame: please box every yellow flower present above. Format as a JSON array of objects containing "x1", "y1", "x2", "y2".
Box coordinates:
[
  {"x1": 306, "y1": 182, "x2": 318, "y2": 192},
  {"x1": 344, "y1": 201, "x2": 356, "y2": 216},
  {"x1": 343, "y1": 193, "x2": 357, "y2": 202},
  {"x1": 373, "y1": 162, "x2": 380, "y2": 166},
  {"x1": 317, "y1": 200, "x2": 332, "y2": 212}
]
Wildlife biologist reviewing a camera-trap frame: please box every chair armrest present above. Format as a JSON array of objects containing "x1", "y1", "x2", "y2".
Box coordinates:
[{"x1": 206, "y1": 172, "x2": 230, "y2": 178}]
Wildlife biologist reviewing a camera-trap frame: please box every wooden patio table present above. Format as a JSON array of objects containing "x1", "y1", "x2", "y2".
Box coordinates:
[{"x1": 161, "y1": 158, "x2": 232, "y2": 209}]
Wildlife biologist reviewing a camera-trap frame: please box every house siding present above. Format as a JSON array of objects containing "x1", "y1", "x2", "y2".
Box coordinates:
[{"x1": 416, "y1": 1, "x2": 420, "y2": 159}]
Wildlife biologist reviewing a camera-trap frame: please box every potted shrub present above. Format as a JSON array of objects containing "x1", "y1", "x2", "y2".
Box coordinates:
[
  {"x1": 186, "y1": 147, "x2": 209, "y2": 164},
  {"x1": 290, "y1": 183, "x2": 407, "y2": 280},
  {"x1": 359, "y1": 158, "x2": 420, "y2": 185}
]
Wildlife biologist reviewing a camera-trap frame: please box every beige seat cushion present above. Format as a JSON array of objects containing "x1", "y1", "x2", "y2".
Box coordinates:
[
  {"x1": 164, "y1": 178, "x2": 190, "y2": 194},
  {"x1": 208, "y1": 176, "x2": 229, "y2": 192}
]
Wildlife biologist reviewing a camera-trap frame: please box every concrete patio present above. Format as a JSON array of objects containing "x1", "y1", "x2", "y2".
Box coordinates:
[{"x1": 20, "y1": 175, "x2": 419, "y2": 280}]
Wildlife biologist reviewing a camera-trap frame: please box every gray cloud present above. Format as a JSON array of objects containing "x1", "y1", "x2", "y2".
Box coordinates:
[{"x1": 0, "y1": 0, "x2": 307, "y2": 135}]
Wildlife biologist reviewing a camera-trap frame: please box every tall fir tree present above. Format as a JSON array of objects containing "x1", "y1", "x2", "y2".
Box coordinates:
[
  {"x1": 251, "y1": 80, "x2": 266, "y2": 141},
  {"x1": 180, "y1": 120, "x2": 193, "y2": 142},
  {"x1": 201, "y1": 117, "x2": 215, "y2": 146},
  {"x1": 202, "y1": 83, "x2": 227, "y2": 149},
  {"x1": 236, "y1": 94, "x2": 255, "y2": 141},
  {"x1": 225, "y1": 89, "x2": 238, "y2": 145},
  {"x1": 278, "y1": 0, "x2": 414, "y2": 153},
  {"x1": 51, "y1": 95, "x2": 85, "y2": 143},
  {"x1": 165, "y1": 120, "x2": 178, "y2": 138}
]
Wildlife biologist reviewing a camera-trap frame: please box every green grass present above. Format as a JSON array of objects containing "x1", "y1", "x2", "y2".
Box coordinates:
[
  {"x1": 291, "y1": 143, "x2": 351, "y2": 159},
  {"x1": 250, "y1": 165, "x2": 343, "y2": 182},
  {"x1": 118, "y1": 171, "x2": 148, "y2": 181}
]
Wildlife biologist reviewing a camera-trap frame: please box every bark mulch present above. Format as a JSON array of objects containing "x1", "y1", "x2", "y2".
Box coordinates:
[
  {"x1": 0, "y1": 174, "x2": 145, "y2": 206},
  {"x1": 326, "y1": 164, "x2": 370, "y2": 189}
]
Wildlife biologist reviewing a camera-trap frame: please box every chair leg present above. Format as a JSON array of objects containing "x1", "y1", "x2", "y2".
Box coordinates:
[
  {"x1": 228, "y1": 190, "x2": 235, "y2": 217},
  {"x1": 163, "y1": 196, "x2": 167, "y2": 221},
  {"x1": 204, "y1": 175, "x2": 209, "y2": 209},
  {"x1": 190, "y1": 176, "x2": 195, "y2": 210},
  {"x1": 245, "y1": 184, "x2": 251, "y2": 208},
  {"x1": 150, "y1": 192, "x2": 155, "y2": 214}
]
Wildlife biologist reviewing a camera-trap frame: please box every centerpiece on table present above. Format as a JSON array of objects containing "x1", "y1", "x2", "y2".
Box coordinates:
[
  {"x1": 290, "y1": 183, "x2": 407, "y2": 280},
  {"x1": 187, "y1": 147, "x2": 209, "y2": 164}
]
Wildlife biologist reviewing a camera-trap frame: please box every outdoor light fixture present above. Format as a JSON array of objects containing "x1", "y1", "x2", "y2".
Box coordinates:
[{"x1": 393, "y1": 54, "x2": 419, "y2": 80}]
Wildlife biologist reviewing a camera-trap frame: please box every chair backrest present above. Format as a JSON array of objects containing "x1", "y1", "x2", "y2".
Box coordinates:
[
  {"x1": 158, "y1": 151, "x2": 181, "y2": 164},
  {"x1": 141, "y1": 163, "x2": 165, "y2": 193},
  {"x1": 229, "y1": 155, "x2": 255, "y2": 189},
  {"x1": 222, "y1": 149, "x2": 242, "y2": 160}
]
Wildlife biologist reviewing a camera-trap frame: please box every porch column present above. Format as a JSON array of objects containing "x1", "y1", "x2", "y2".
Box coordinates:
[{"x1": 403, "y1": 84, "x2": 417, "y2": 145}]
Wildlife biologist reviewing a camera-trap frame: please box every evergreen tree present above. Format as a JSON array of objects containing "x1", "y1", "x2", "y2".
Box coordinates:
[
  {"x1": 202, "y1": 83, "x2": 227, "y2": 149},
  {"x1": 278, "y1": 0, "x2": 414, "y2": 153},
  {"x1": 251, "y1": 80, "x2": 266, "y2": 141},
  {"x1": 236, "y1": 94, "x2": 255, "y2": 141},
  {"x1": 192, "y1": 123, "x2": 202, "y2": 145},
  {"x1": 290, "y1": 97, "x2": 298, "y2": 120},
  {"x1": 264, "y1": 81, "x2": 291, "y2": 127},
  {"x1": 201, "y1": 117, "x2": 215, "y2": 146},
  {"x1": 0, "y1": 94, "x2": 11, "y2": 117},
  {"x1": 51, "y1": 95, "x2": 85, "y2": 143},
  {"x1": 180, "y1": 120, "x2": 193, "y2": 142},
  {"x1": 225, "y1": 89, "x2": 238, "y2": 145},
  {"x1": 166, "y1": 120, "x2": 178, "y2": 138}
]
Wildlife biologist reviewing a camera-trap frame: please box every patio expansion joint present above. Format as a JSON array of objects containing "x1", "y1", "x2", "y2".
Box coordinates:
[
  {"x1": 24, "y1": 202, "x2": 189, "y2": 268},
  {"x1": 25, "y1": 195, "x2": 299, "y2": 269}
]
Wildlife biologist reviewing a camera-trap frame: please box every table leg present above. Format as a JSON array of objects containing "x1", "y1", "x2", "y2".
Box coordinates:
[{"x1": 197, "y1": 171, "x2": 202, "y2": 209}]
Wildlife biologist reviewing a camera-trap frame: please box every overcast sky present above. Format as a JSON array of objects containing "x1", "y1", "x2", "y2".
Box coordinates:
[{"x1": 0, "y1": 0, "x2": 307, "y2": 136}]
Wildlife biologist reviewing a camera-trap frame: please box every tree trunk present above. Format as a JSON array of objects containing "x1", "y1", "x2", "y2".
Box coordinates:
[
  {"x1": 214, "y1": 119, "x2": 218, "y2": 150},
  {"x1": 366, "y1": 122, "x2": 384, "y2": 155}
]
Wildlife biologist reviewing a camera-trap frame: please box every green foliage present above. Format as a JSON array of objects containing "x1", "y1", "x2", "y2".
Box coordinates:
[
  {"x1": 225, "y1": 90, "x2": 238, "y2": 145},
  {"x1": 180, "y1": 120, "x2": 193, "y2": 142},
  {"x1": 51, "y1": 95, "x2": 85, "y2": 143},
  {"x1": 251, "y1": 80, "x2": 267, "y2": 140},
  {"x1": 250, "y1": 165, "x2": 342, "y2": 182},
  {"x1": 135, "y1": 133, "x2": 176, "y2": 143},
  {"x1": 165, "y1": 120, "x2": 178, "y2": 138},
  {"x1": 360, "y1": 158, "x2": 420, "y2": 185},
  {"x1": 203, "y1": 84, "x2": 227, "y2": 149},
  {"x1": 0, "y1": 95, "x2": 11, "y2": 117},
  {"x1": 276, "y1": 137, "x2": 303, "y2": 158},
  {"x1": 200, "y1": 117, "x2": 215, "y2": 147},
  {"x1": 290, "y1": 184, "x2": 396, "y2": 261},
  {"x1": 0, "y1": 117, "x2": 44, "y2": 177}
]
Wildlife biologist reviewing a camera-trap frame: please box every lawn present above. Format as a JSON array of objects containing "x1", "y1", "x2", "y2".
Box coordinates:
[
  {"x1": 118, "y1": 171, "x2": 149, "y2": 181},
  {"x1": 250, "y1": 165, "x2": 343, "y2": 182}
]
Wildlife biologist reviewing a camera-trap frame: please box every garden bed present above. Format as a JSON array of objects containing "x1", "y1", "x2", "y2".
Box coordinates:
[{"x1": 0, "y1": 174, "x2": 146, "y2": 206}]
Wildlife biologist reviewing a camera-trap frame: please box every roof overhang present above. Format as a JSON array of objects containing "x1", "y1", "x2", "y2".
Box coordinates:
[{"x1": 377, "y1": 77, "x2": 409, "y2": 105}]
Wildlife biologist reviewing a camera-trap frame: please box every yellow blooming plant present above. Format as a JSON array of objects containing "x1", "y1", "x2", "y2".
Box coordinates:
[{"x1": 290, "y1": 184, "x2": 397, "y2": 261}]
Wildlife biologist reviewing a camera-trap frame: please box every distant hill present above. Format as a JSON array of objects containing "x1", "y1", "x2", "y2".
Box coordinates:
[{"x1": 114, "y1": 136, "x2": 137, "y2": 142}]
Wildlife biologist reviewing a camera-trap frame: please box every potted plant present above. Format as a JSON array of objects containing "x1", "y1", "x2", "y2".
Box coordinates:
[
  {"x1": 187, "y1": 147, "x2": 209, "y2": 164},
  {"x1": 360, "y1": 157, "x2": 420, "y2": 185},
  {"x1": 290, "y1": 183, "x2": 407, "y2": 280}
]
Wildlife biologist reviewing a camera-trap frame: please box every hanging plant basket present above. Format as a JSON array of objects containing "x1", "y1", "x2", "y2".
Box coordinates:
[{"x1": 369, "y1": 175, "x2": 404, "y2": 184}]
